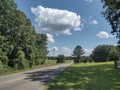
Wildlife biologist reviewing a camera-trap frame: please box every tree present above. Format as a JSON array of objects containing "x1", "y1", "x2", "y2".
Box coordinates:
[
  {"x1": 0, "y1": 0, "x2": 48, "y2": 70},
  {"x1": 101, "y1": 0, "x2": 120, "y2": 38},
  {"x1": 73, "y1": 45, "x2": 84, "y2": 63},
  {"x1": 81, "y1": 56, "x2": 89, "y2": 63},
  {"x1": 35, "y1": 34, "x2": 47, "y2": 65},
  {"x1": 92, "y1": 45, "x2": 110, "y2": 62},
  {"x1": 56, "y1": 55, "x2": 65, "y2": 63},
  {"x1": 107, "y1": 47, "x2": 119, "y2": 61},
  {"x1": 101, "y1": 0, "x2": 120, "y2": 59},
  {"x1": 91, "y1": 45, "x2": 118, "y2": 62}
]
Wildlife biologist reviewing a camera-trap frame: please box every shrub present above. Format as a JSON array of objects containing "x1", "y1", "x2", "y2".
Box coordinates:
[
  {"x1": 74, "y1": 57, "x2": 80, "y2": 64},
  {"x1": 13, "y1": 50, "x2": 27, "y2": 70},
  {"x1": 0, "y1": 61, "x2": 3, "y2": 71},
  {"x1": 56, "y1": 55, "x2": 65, "y2": 63},
  {"x1": 1, "y1": 55, "x2": 8, "y2": 65}
]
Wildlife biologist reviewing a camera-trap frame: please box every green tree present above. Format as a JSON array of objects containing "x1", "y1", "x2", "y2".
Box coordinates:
[
  {"x1": 107, "y1": 47, "x2": 119, "y2": 61},
  {"x1": 81, "y1": 56, "x2": 89, "y2": 63},
  {"x1": 56, "y1": 55, "x2": 65, "y2": 63},
  {"x1": 101, "y1": 0, "x2": 120, "y2": 38},
  {"x1": 0, "y1": 61, "x2": 3, "y2": 71},
  {"x1": 0, "y1": 0, "x2": 48, "y2": 70},
  {"x1": 91, "y1": 45, "x2": 116, "y2": 62},
  {"x1": 34, "y1": 34, "x2": 47, "y2": 65},
  {"x1": 73, "y1": 45, "x2": 84, "y2": 63},
  {"x1": 101, "y1": 0, "x2": 120, "y2": 60}
]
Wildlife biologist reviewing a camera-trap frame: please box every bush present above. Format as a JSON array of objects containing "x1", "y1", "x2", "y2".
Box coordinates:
[
  {"x1": 107, "y1": 48, "x2": 119, "y2": 61},
  {"x1": 18, "y1": 50, "x2": 27, "y2": 69},
  {"x1": 74, "y1": 57, "x2": 80, "y2": 64},
  {"x1": 12, "y1": 50, "x2": 27, "y2": 70},
  {"x1": 56, "y1": 55, "x2": 65, "y2": 63},
  {"x1": 35, "y1": 59, "x2": 41, "y2": 65},
  {"x1": 34, "y1": 58, "x2": 46, "y2": 65},
  {"x1": 1, "y1": 55, "x2": 8, "y2": 65},
  {"x1": 0, "y1": 61, "x2": 3, "y2": 71}
]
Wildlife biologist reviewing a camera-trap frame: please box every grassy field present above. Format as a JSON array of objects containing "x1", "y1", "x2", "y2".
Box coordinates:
[{"x1": 46, "y1": 61, "x2": 120, "y2": 90}]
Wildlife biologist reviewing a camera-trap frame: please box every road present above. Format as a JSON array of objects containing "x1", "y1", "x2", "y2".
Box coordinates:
[{"x1": 0, "y1": 62, "x2": 72, "y2": 90}]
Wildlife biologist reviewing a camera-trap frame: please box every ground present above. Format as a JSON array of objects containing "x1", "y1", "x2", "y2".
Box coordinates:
[{"x1": 46, "y1": 62, "x2": 120, "y2": 90}]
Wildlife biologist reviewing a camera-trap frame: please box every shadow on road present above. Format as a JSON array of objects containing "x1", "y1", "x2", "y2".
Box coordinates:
[{"x1": 24, "y1": 67, "x2": 65, "y2": 85}]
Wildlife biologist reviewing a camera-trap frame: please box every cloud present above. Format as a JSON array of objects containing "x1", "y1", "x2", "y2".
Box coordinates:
[
  {"x1": 89, "y1": 16, "x2": 98, "y2": 25},
  {"x1": 52, "y1": 47, "x2": 59, "y2": 52},
  {"x1": 84, "y1": 48, "x2": 93, "y2": 56},
  {"x1": 61, "y1": 47, "x2": 72, "y2": 56},
  {"x1": 85, "y1": 0, "x2": 93, "y2": 2},
  {"x1": 46, "y1": 33, "x2": 55, "y2": 43},
  {"x1": 47, "y1": 46, "x2": 59, "y2": 56},
  {"x1": 90, "y1": 19, "x2": 98, "y2": 25},
  {"x1": 97, "y1": 31, "x2": 115, "y2": 38},
  {"x1": 62, "y1": 47, "x2": 71, "y2": 53},
  {"x1": 48, "y1": 47, "x2": 58, "y2": 52},
  {"x1": 31, "y1": 6, "x2": 82, "y2": 35}
]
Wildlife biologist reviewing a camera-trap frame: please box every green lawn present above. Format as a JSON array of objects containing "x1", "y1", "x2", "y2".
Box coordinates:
[{"x1": 46, "y1": 62, "x2": 120, "y2": 90}]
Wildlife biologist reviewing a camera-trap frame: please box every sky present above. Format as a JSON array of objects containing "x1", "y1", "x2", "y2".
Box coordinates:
[{"x1": 14, "y1": 0, "x2": 118, "y2": 56}]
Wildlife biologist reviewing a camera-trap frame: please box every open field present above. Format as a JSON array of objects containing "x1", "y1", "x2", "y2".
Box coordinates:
[{"x1": 46, "y1": 61, "x2": 120, "y2": 90}]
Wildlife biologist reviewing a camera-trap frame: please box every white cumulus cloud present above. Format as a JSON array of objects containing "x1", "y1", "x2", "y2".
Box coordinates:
[
  {"x1": 97, "y1": 31, "x2": 114, "y2": 38},
  {"x1": 62, "y1": 47, "x2": 70, "y2": 53},
  {"x1": 48, "y1": 47, "x2": 59, "y2": 52},
  {"x1": 46, "y1": 33, "x2": 55, "y2": 43},
  {"x1": 84, "y1": 48, "x2": 93, "y2": 56},
  {"x1": 85, "y1": 0, "x2": 93, "y2": 2},
  {"x1": 52, "y1": 47, "x2": 59, "y2": 52},
  {"x1": 90, "y1": 19, "x2": 98, "y2": 25},
  {"x1": 31, "y1": 6, "x2": 82, "y2": 35},
  {"x1": 61, "y1": 47, "x2": 72, "y2": 56},
  {"x1": 47, "y1": 46, "x2": 59, "y2": 56}
]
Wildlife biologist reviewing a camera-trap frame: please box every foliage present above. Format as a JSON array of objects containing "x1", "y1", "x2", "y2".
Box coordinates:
[
  {"x1": 107, "y1": 47, "x2": 119, "y2": 61},
  {"x1": 0, "y1": 0, "x2": 47, "y2": 71},
  {"x1": 0, "y1": 61, "x2": 3, "y2": 71},
  {"x1": 91, "y1": 45, "x2": 118, "y2": 62},
  {"x1": 81, "y1": 56, "x2": 89, "y2": 63},
  {"x1": 56, "y1": 55, "x2": 65, "y2": 63},
  {"x1": 101, "y1": 0, "x2": 120, "y2": 38},
  {"x1": 73, "y1": 45, "x2": 84, "y2": 63}
]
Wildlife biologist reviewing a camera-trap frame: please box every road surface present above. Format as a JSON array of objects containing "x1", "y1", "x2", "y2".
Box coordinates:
[{"x1": 0, "y1": 62, "x2": 72, "y2": 90}]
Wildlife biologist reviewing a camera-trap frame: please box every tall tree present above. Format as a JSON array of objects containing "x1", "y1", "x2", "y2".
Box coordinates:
[
  {"x1": 0, "y1": 0, "x2": 48, "y2": 69},
  {"x1": 91, "y1": 45, "x2": 117, "y2": 62},
  {"x1": 34, "y1": 33, "x2": 47, "y2": 65},
  {"x1": 107, "y1": 47, "x2": 119, "y2": 61},
  {"x1": 73, "y1": 45, "x2": 84, "y2": 63},
  {"x1": 101, "y1": 0, "x2": 120, "y2": 38},
  {"x1": 101, "y1": 0, "x2": 120, "y2": 60}
]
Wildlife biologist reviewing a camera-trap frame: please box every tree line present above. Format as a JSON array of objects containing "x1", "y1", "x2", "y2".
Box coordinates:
[
  {"x1": 90, "y1": 45, "x2": 119, "y2": 62},
  {"x1": 0, "y1": 0, "x2": 47, "y2": 71},
  {"x1": 72, "y1": 45, "x2": 119, "y2": 63}
]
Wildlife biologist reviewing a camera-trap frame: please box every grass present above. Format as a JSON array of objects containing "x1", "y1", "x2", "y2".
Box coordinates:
[
  {"x1": 0, "y1": 60, "x2": 71, "y2": 76},
  {"x1": 46, "y1": 61, "x2": 120, "y2": 90}
]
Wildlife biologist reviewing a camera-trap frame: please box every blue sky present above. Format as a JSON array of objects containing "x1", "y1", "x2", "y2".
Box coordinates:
[{"x1": 14, "y1": 0, "x2": 118, "y2": 56}]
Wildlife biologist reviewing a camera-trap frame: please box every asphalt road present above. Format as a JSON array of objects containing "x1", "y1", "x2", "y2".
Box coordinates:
[{"x1": 0, "y1": 62, "x2": 72, "y2": 90}]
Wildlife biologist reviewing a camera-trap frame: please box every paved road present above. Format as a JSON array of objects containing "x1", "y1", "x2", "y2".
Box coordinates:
[{"x1": 0, "y1": 62, "x2": 72, "y2": 90}]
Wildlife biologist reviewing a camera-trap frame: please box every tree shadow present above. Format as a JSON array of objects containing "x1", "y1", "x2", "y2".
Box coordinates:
[
  {"x1": 24, "y1": 67, "x2": 66, "y2": 85},
  {"x1": 47, "y1": 63, "x2": 120, "y2": 90}
]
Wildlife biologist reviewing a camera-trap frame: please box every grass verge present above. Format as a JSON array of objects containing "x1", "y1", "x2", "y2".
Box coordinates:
[
  {"x1": 0, "y1": 60, "x2": 71, "y2": 76},
  {"x1": 46, "y1": 61, "x2": 120, "y2": 90}
]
